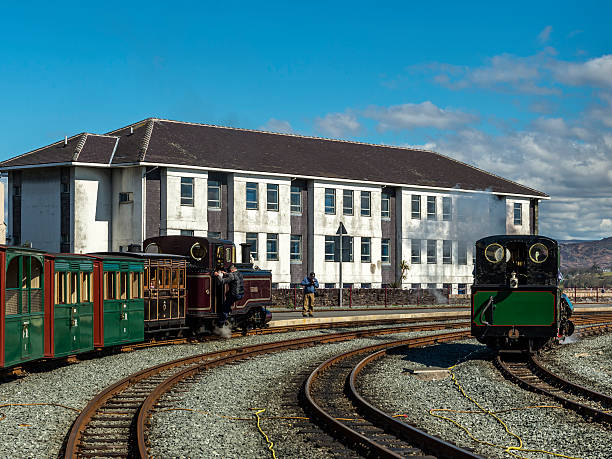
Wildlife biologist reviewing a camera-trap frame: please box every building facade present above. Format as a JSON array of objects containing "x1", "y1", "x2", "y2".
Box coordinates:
[{"x1": 1, "y1": 118, "x2": 547, "y2": 292}]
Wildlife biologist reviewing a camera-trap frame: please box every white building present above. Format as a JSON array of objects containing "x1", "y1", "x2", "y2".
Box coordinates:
[{"x1": 0, "y1": 118, "x2": 547, "y2": 292}]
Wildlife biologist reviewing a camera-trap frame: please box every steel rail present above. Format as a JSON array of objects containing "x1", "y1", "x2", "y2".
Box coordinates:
[
  {"x1": 496, "y1": 323, "x2": 612, "y2": 427},
  {"x1": 65, "y1": 320, "x2": 467, "y2": 458},
  {"x1": 302, "y1": 330, "x2": 479, "y2": 458},
  {"x1": 348, "y1": 342, "x2": 481, "y2": 459}
]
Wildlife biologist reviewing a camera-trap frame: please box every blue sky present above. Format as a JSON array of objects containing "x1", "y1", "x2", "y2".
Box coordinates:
[{"x1": 1, "y1": 1, "x2": 610, "y2": 240}]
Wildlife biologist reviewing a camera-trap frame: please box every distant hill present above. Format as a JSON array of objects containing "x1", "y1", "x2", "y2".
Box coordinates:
[{"x1": 559, "y1": 237, "x2": 612, "y2": 271}]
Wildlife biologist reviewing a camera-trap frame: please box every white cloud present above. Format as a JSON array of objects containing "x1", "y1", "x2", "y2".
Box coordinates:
[
  {"x1": 552, "y1": 55, "x2": 612, "y2": 88},
  {"x1": 259, "y1": 118, "x2": 294, "y2": 134},
  {"x1": 538, "y1": 25, "x2": 553, "y2": 44},
  {"x1": 314, "y1": 112, "x2": 361, "y2": 137},
  {"x1": 364, "y1": 101, "x2": 477, "y2": 131}
]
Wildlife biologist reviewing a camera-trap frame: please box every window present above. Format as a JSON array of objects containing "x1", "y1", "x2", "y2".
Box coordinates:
[
  {"x1": 443, "y1": 240, "x2": 452, "y2": 264},
  {"x1": 411, "y1": 239, "x2": 421, "y2": 264},
  {"x1": 514, "y1": 203, "x2": 522, "y2": 225},
  {"x1": 55, "y1": 272, "x2": 67, "y2": 304},
  {"x1": 69, "y1": 272, "x2": 78, "y2": 303},
  {"x1": 324, "y1": 283, "x2": 335, "y2": 288},
  {"x1": 246, "y1": 182, "x2": 258, "y2": 209},
  {"x1": 180, "y1": 230, "x2": 194, "y2": 236},
  {"x1": 104, "y1": 272, "x2": 116, "y2": 300},
  {"x1": 80, "y1": 272, "x2": 92, "y2": 302},
  {"x1": 119, "y1": 192, "x2": 133, "y2": 203},
  {"x1": 119, "y1": 272, "x2": 128, "y2": 300},
  {"x1": 361, "y1": 283, "x2": 372, "y2": 288},
  {"x1": 361, "y1": 237, "x2": 371, "y2": 262},
  {"x1": 427, "y1": 283, "x2": 437, "y2": 289},
  {"x1": 411, "y1": 195, "x2": 421, "y2": 219},
  {"x1": 271, "y1": 283, "x2": 279, "y2": 289},
  {"x1": 361, "y1": 191, "x2": 371, "y2": 216},
  {"x1": 267, "y1": 184, "x2": 279, "y2": 211},
  {"x1": 411, "y1": 283, "x2": 421, "y2": 289},
  {"x1": 325, "y1": 188, "x2": 336, "y2": 214},
  {"x1": 208, "y1": 180, "x2": 221, "y2": 209},
  {"x1": 290, "y1": 235, "x2": 302, "y2": 262},
  {"x1": 343, "y1": 283, "x2": 353, "y2": 288},
  {"x1": 458, "y1": 241, "x2": 467, "y2": 265},
  {"x1": 443, "y1": 283, "x2": 452, "y2": 292},
  {"x1": 381, "y1": 192, "x2": 390, "y2": 219},
  {"x1": 208, "y1": 231, "x2": 221, "y2": 238},
  {"x1": 458, "y1": 283, "x2": 467, "y2": 294},
  {"x1": 427, "y1": 240, "x2": 437, "y2": 264},
  {"x1": 246, "y1": 233, "x2": 258, "y2": 260},
  {"x1": 427, "y1": 196, "x2": 436, "y2": 220},
  {"x1": 181, "y1": 177, "x2": 194, "y2": 206},
  {"x1": 442, "y1": 197, "x2": 452, "y2": 221},
  {"x1": 130, "y1": 272, "x2": 142, "y2": 299},
  {"x1": 344, "y1": 236, "x2": 354, "y2": 262},
  {"x1": 325, "y1": 236, "x2": 336, "y2": 261},
  {"x1": 343, "y1": 190, "x2": 353, "y2": 215},
  {"x1": 266, "y1": 234, "x2": 278, "y2": 260},
  {"x1": 291, "y1": 186, "x2": 302, "y2": 214},
  {"x1": 381, "y1": 239, "x2": 390, "y2": 264}
]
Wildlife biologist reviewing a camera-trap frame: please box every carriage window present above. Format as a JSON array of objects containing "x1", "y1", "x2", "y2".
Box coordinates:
[
  {"x1": 80, "y1": 272, "x2": 91, "y2": 302},
  {"x1": 225, "y1": 247, "x2": 233, "y2": 263},
  {"x1": 130, "y1": 272, "x2": 141, "y2": 299},
  {"x1": 31, "y1": 259, "x2": 42, "y2": 289},
  {"x1": 190, "y1": 242, "x2": 207, "y2": 261},
  {"x1": 70, "y1": 272, "x2": 78, "y2": 303},
  {"x1": 55, "y1": 272, "x2": 67, "y2": 304},
  {"x1": 104, "y1": 272, "x2": 116, "y2": 300},
  {"x1": 119, "y1": 272, "x2": 128, "y2": 300},
  {"x1": 7, "y1": 257, "x2": 19, "y2": 289},
  {"x1": 179, "y1": 268, "x2": 185, "y2": 288},
  {"x1": 21, "y1": 257, "x2": 28, "y2": 289},
  {"x1": 171, "y1": 269, "x2": 179, "y2": 288}
]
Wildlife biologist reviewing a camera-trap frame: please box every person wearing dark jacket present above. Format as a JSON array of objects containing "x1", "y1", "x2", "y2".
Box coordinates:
[
  {"x1": 300, "y1": 272, "x2": 319, "y2": 317},
  {"x1": 214, "y1": 264, "x2": 244, "y2": 326}
]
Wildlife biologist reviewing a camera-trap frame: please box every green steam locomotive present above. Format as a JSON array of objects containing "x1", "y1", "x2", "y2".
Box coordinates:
[{"x1": 471, "y1": 235, "x2": 574, "y2": 352}]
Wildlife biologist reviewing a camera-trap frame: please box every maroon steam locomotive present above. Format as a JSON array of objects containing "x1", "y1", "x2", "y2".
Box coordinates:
[{"x1": 142, "y1": 235, "x2": 272, "y2": 334}]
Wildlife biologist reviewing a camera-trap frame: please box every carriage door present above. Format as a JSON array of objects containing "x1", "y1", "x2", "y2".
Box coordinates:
[
  {"x1": 5, "y1": 255, "x2": 44, "y2": 364},
  {"x1": 68, "y1": 271, "x2": 80, "y2": 351}
]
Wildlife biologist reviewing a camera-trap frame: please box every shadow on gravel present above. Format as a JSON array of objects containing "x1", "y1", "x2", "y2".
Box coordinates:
[{"x1": 386, "y1": 342, "x2": 494, "y2": 368}]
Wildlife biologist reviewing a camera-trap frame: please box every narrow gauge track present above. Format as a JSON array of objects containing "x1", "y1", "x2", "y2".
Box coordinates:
[
  {"x1": 303, "y1": 330, "x2": 480, "y2": 458},
  {"x1": 64, "y1": 321, "x2": 467, "y2": 458},
  {"x1": 495, "y1": 323, "x2": 612, "y2": 427}
]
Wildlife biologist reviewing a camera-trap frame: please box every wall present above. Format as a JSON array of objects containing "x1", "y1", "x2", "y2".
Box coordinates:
[
  {"x1": 112, "y1": 167, "x2": 145, "y2": 250},
  {"x1": 311, "y1": 181, "x2": 384, "y2": 288},
  {"x1": 398, "y1": 189, "x2": 506, "y2": 291},
  {"x1": 74, "y1": 167, "x2": 112, "y2": 253},
  {"x1": 163, "y1": 168, "x2": 208, "y2": 235},
  {"x1": 231, "y1": 174, "x2": 292, "y2": 285},
  {"x1": 19, "y1": 169, "x2": 62, "y2": 252}
]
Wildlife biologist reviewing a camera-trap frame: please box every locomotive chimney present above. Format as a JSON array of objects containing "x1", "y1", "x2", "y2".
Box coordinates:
[{"x1": 240, "y1": 243, "x2": 251, "y2": 264}]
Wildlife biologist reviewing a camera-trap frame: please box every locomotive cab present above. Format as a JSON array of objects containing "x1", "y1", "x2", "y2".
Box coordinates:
[{"x1": 471, "y1": 235, "x2": 573, "y2": 352}]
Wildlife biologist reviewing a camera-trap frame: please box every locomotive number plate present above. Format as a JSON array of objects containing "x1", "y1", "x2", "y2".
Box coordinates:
[{"x1": 250, "y1": 286, "x2": 258, "y2": 293}]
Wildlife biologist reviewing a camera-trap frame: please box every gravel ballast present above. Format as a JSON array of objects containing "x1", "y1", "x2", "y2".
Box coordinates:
[{"x1": 359, "y1": 339, "x2": 612, "y2": 459}]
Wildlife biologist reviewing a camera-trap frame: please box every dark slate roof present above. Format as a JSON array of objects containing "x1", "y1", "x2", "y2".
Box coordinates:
[
  {"x1": 1, "y1": 133, "x2": 118, "y2": 167},
  {"x1": 1, "y1": 117, "x2": 547, "y2": 197}
]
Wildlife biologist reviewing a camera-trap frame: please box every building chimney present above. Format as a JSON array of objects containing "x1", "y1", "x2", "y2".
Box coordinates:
[{"x1": 64, "y1": 136, "x2": 68, "y2": 146}]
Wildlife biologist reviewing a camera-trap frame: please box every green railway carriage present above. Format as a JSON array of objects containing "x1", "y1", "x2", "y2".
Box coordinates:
[
  {"x1": 89, "y1": 254, "x2": 145, "y2": 347},
  {"x1": 1, "y1": 246, "x2": 46, "y2": 368},
  {"x1": 471, "y1": 235, "x2": 574, "y2": 351},
  {"x1": 44, "y1": 254, "x2": 95, "y2": 359}
]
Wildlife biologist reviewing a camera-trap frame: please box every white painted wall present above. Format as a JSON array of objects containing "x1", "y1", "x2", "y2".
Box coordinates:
[
  {"x1": 312, "y1": 181, "x2": 383, "y2": 288},
  {"x1": 506, "y1": 198, "x2": 531, "y2": 235},
  {"x1": 74, "y1": 167, "x2": 112, "y2": 253},
  {"x1": 112, "y1": 167, "x2": 145, "y2": 250},
  {"x1": 163, "y1": 168, "x2": 208, "y2": 236},
  {"x1": 20, "y1": 169, "x2": 61, "y2": 252},
  {"x1": 231, "y1": 174, "x2": 292, "y2": 285}
]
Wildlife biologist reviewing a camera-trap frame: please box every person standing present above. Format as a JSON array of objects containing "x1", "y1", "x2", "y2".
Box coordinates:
[
  {"x1": 214, "y1": 264, "x2": 244, "y2": 326},
  {"x1": 301, "y1": 272, "x2": 319, "y2": 317}
]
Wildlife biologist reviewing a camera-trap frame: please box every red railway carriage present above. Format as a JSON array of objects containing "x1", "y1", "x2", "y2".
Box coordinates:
[{"x1": 143, "y1": 236, "x2": 272, "y2": 332}]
